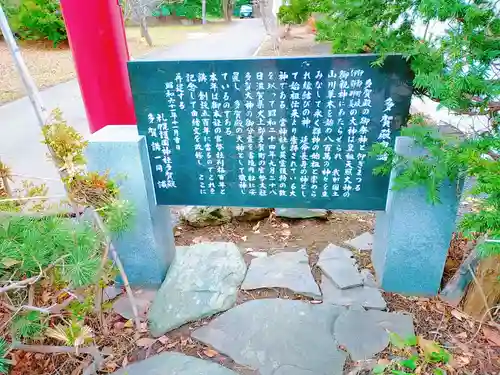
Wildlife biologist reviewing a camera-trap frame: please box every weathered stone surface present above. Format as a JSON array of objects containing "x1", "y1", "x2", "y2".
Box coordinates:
[
  {"x1": 318, "y1": 244, "x2": 355, "y2": 260},
  {"x1": 181, "y1": 206, "x2": 232, "y2": 227},
  {"x1": 321, "y1": 275, "x2": 386, "y2": 310},
  {"x1": 344, "y1": 232, "x2": 374, "y2": 251},
  {"x1": 334, "y1": 310, "x2": 414, "y2": 360},
  {"x1": 229, "y1": 207, "x2": 272, "y2": 221},
  {"x1": 318, "y1": 245, "x2": 363, "y2": 289},
  {"x1": 361, "y1": 269, "x2": 378, "y2": 288},
  {"x1": 110, "y1": 351, "x2": 239, "y2": 375},
  {"x1": 148, "y1": 242, "x2": 246, "y2": 336},
  {"x1": 248, "y1": 251, "x2": 268, "y2": 258},
  {"x1": 275, "y1": 208, "x2": 327, "y2": 219},
  {"x1": 241, "y1": 249, "x2": 321, "y2": 298},
  {"x1": 192, "y1": 299, "x2": 347, "y2": 375}
]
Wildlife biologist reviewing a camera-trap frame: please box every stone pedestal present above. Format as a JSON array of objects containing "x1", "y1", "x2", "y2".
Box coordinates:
[
  {"x1": 373, "y1": 136, "x2": 461, "y2": 295},
  {"x1": 86, "y1": 126, "x2": 175, "y2": 286}
]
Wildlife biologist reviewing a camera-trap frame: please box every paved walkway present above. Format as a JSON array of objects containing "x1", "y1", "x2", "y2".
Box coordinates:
[{"x1": 0, "y1": 19, "x2": 265, "y2": 195}]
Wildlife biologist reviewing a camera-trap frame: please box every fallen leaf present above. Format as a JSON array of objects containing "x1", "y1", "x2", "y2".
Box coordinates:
[
  {"x1": 136, "y1": 337, "x2": 156, "y2": 347},
  {"x1": 417, "y1": 336, "x2": 442, "y2": 359},
  {"x1": 192, "y1": 236, "x2": 206, "y2": 244},
  {"x1": 455, "y1": 332, "x2": 467, "y2": 339},
  {"x1": 157, "y1": 336, "x2": 169, "y2": 345},
  {"x1": 454, "y1": 355, "x2": 471, "y2": 367},
  {"x1": 122, "y1": 356, "x2": 129, "y2": 367},
  {"x1": 123, "y1": 319, "x2": 133, "y2": 328},
  {"x1": 203, "y1": 348, "x2": 218, "y2": 358},
  {"x1": 241, "y1": 236, "x2": 247, "y2": 242},
  {"x1": 281, "y1": 229, "x2": 291, "y2": 237},
  {"x1": 252, "y1": 221, "x2": 261, "y2": 232},
  {"x1": 482, "y1": 327, "x2": 500, "y2": 346},
  {"x1": 1, "y1": 258, "x2": 19, "y2": 267},
  {"x1": 105, "y1": 362, "x2": 118, "y2": 372},
  {"x1": 165, "y1": 341, "x2": 177, "y2": 350},
  {"x1": 377, "y1": 358, "x2": 391, "y2": 365},
  {"x1": 41, "y1": 290, "x2": 51, "y2": 304},
  {"x1": 434, "y1": 302, "x2": 445, "y2": 312},
  {"x1": 281, "y1": 223, "x2": 289, "y2": 228},
  {"x1": 451, "y1": 309, "x2": 468, "y2": 321}
]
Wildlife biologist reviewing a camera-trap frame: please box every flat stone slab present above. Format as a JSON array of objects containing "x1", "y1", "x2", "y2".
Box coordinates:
[
  {"x1": 192, "y1": 299, "x2": 347, "y2": 375},
  {"x1": 241, "y1": 249, "x2": 321, "y2": 298},
  {"x1": 148, "y1": 242, "x2": 246, "y2": 337},
  {"x1": 317, "y1": 244, "x2": 363, "y2": 289},
  {"x1": 361, "y1": 269, "x2": 378, "y2": 288},
  {"x1": 275, "y1": 208, "x2": 327, "y2": 219},
  {"x1": 334, "y1": 309, "x2": 414, "y2": 360},
  {"x1": 110, "y1": 351, "x2": 238, "y2": 375},
  {"x1": 344, "y1": 232, "x2": 374, "y2": 251},
  {"x1": 321, "y1": 275, "x2": 386, "y2": 310}
]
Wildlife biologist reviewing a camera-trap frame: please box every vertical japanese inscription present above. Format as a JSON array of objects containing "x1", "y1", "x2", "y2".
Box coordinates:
[{"x1": 132, "y1": 55, "x2": 412, "y2": 209}]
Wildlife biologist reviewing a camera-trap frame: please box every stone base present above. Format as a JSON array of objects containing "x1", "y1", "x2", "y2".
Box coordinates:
[
  {"x1": 373, "y1": 136, "x2": 462, "y2": 295},
  {"x1": 86, "y1": 126, "x2": 175, "y2": 286}
]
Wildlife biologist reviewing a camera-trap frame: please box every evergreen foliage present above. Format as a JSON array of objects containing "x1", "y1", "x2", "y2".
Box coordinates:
[
  {"x1": 0, "y1": 110, "x2": 135, "y2": 361},
  {"x1": 0, "y1": 216, "x2": 101, "y2": 286},
  {"x1": 309, "y1": 0, "x2": 500, "y2": 258},
  {"x1": 0, "y1": 339, "x2": 9, "y2": 374}
]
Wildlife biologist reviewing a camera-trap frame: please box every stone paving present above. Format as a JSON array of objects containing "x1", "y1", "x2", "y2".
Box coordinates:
[{"x1": 112, "y1": 232, "x2": 415, "y2": 375}]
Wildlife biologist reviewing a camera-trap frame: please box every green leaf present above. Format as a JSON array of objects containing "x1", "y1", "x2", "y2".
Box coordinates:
[
  {"x1": 399, "y1": 356, "x2": 418, "y2": 370},
  {"x1": 404, "y1": 335, "x2": 418, "y2": 347},
  {"x1": 389, "y1": 332, "x2": 406, "y2": 349},
  {"x1": 391, "y1": 371, "x2": 412, "y2": 375},
  {"x1": 433, "y1": 369, "x2": 446, "y2": 375},
  {"x1": 373, "y1": 364, "x2": 388, "y2": 374}
]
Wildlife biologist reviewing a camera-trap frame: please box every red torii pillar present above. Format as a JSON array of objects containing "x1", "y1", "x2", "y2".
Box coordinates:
[{"x1": 60, "y1": 0, "x2": 136, "y2": 134}]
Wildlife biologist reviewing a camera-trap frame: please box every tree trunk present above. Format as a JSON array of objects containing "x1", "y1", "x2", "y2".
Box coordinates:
[
  {"x1": 463, "y1": 255, "x2": 500, "y2": 320},
  {"x1": 440, "y1": 247, "x2": 479, "y2": 306},
  {"x1": 140, "y1": 17, "x2": 153, "y2": 46},
  {"x1": 222, "y1": 0, "x2": 231, "y2": 21}
]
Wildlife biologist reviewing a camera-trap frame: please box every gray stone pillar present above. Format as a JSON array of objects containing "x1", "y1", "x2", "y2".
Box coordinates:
[
  {"x1": 372, "y1": 136, "x2": 462, "y2": 295},
  {"x1": 86, "y1": 126, "x2": 175, "y2": 286}
]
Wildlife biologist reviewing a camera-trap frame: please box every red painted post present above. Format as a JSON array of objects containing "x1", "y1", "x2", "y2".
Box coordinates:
[{"x1": 60, "y1": 0, "x2": 136, "y2": 134}]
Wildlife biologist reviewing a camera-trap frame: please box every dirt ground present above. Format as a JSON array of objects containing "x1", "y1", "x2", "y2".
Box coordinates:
[{"x1": 0, "y1": 23, "x2": 223, "y2": 104}]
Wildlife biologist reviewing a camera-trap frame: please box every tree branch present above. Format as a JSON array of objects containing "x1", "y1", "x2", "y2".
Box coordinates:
[{"x1": 90, "y1": 209, "x2": 142, "y2": 333}]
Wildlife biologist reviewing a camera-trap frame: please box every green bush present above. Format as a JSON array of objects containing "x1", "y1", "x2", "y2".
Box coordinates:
[{"x1": 11, "y1": 0, "x2": 67, "y2": 46}]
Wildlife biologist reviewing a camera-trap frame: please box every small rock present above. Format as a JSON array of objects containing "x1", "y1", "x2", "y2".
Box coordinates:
[
  {"x1": 229, "y1": 207, "x2": 272, "y2": 221},
  {"x1": 317, "y1": 245, "x2": 363, "y2": 289},
  {"x1": 321, "y1": 275, "x2": 386, "y2": 310},
  {"x1": 110, "y1": 351, "x2": 238, "y2": 374},
  {"x1": 275, "y1": 208, "x2": 327, "y2": 219},
  {"x1": 344, "y1": 232, "x2": 374, "y2": 251},
  {"x1": 361, "y1": 269, "x2": 378, "y2": 288},
  {"x1": 192, "y1": 299, "x2": 347, "y2": 375},
  {"x1": 181, "y1": 206, "x2": 232, "y2": 227},
  {"x1": 241, "y1": 249, "x2": 321, "y2": 298},
  {"x1": 148, "y1": 242, "x2": 246, "y2": 337},
  {"x1": 334, "y1": 309, "x2": 414, "y2": 360},
  {"x1": 103, "y1": 286, "x2": 122, "y2": 302},
  {"x1": 113, "y1": 289, "x2": 157, "y2": 321}
]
